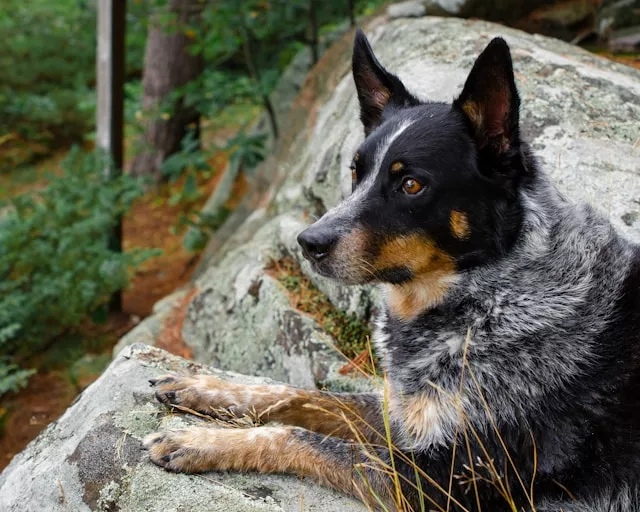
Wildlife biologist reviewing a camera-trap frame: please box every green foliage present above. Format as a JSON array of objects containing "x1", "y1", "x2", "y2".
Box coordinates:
[
  {"x1": 0, "y1": 0, "x2": 95, "y2": 164},
  {"x1": 227, "y1": 132, "x2": 268, "y2": 170},
  {"x1": 0, "y1": 361, "x2": 35, "y2": 397},
  {"x1": 161, "y1": 129, "x2": 212, "y2": 204},
  {"x1": 149, "y1": 0, "x2": 355, "y2": 206},
  {"x1": 162, "y1": 128, "x2": 266, "y2": 251},
  {"x1": 0, "y1": 0, "x2": 149, "y2": 168},
  {"x1": 0, "y1": 148, "x2": 157, "y2": 395},
  {"x1": 181, "y1": 208, "x2": 231, "y2": 252}
]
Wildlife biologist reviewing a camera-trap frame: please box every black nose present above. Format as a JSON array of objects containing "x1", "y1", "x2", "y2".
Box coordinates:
[{"x1": 297, "y1": 226, "x2": 337, "y2": 261}]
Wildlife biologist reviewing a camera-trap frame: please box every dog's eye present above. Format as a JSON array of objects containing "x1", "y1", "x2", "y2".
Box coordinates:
[{"x1": 402, "y1": 178, "x2": 423, "y2": 195}]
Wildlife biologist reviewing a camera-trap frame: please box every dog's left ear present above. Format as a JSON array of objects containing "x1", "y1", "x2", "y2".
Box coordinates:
[
  {"x1": 352, "y1": 29, "x2": 416, "y2": 136},
  {"x1": 454, "y1": 38, "x2": 520, "y2": 155}
]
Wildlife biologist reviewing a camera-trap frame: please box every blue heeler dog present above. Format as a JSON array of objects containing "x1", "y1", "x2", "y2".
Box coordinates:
[{"x1": 144, "y1": 30, "x2": 640, "y2": 511}]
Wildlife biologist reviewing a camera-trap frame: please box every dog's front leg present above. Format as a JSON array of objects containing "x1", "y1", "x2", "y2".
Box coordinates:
[
  {"x1": 143, "y1": 425, "x2": 394, "y2": 508},
  {"x1": 150, "y1": 374, "x2": 384, "y2": 442}
]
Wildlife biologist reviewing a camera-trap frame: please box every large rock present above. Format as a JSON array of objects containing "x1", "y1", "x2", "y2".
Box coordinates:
[
  {"x1": 0, "y1": 344, "x2": 366, "y2": 511},
  {"x1": 180, "y1": 16, "x2": 640, "y2": 381}
]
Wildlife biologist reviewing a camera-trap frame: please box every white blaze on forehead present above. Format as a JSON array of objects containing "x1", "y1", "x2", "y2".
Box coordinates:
[
  {"x1": 321, "y1": 118, "x2": 415, "y2": 225},
  {"x1": 372, "y1": 118, "x2": 415, "y2": 178}
]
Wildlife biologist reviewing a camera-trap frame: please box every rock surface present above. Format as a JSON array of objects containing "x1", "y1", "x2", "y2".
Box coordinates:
[
  {"x1": 0, "y1": 344, "x2": 366, "y2": 512},
  {"x1": 388, "y1": 1, "x2": 427, "y2": 19},
  {"x1": 423, "y1": 0, "x2": 555, "y2": 21},
  {"x1": 180, "y1": 16, "x2": 640, "y2": 383}
]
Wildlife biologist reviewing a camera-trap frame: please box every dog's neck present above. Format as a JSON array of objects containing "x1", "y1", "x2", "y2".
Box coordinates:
[
  {"x1": 376, "y1": 171, "x2": 635, "y2": 448},
  {"x1": 457, "y1": 172, "x2": 632, "y2": 303}
]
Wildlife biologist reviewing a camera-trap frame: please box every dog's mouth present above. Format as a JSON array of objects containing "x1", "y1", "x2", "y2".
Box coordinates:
[{"x1": 299, "y1": 246, "x2": 375, "y2": 285}]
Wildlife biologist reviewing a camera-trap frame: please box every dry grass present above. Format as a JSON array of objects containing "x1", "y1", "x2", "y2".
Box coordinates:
[
  {"x1": 313, "y1": 331, "x2": 542, "y2": 512},
  {"x1": 266, "y1": 256, "x2": 372, "y2": 361},
  {"x1": 264, "y1": 258, "x2": 537, "y2": 509}
]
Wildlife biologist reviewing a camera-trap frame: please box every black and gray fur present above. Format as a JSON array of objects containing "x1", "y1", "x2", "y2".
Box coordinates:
[{"x1": 298, "y1": 30, "x2": 640, "y2": 511}]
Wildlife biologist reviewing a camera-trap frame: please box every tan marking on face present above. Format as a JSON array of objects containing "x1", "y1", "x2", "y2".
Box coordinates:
[
  {"x1": 376, "y1": 234, "x2": 454, "y2": 275},
  {"x1": 390, "y1": 161, "x2": 404, "y2": 173},
  {"x1": 385, "y1": 272, "x2": 457, "y2": 321},
  {"x1": 376, "y1": 235, "x2": 457, "y2": 320},
  {"x1": 353, "y1": 152, "x2": 360, "y2": 162},
  {"x1": 331, "y1": 227, "x2": 376, "y2": 283},
  {"x1": 450, "y1": 210, "x2": 471, "y2": 240}
]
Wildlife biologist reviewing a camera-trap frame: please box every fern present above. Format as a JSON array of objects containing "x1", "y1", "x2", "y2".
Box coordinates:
[{"x1": 0, "y1": 148, "x2": 156, "y2": 395}]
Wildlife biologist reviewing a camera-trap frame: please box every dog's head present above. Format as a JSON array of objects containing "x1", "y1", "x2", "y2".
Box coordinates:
[{"x1": 298, "y1": 31, "x2": 531, "y2": 317}]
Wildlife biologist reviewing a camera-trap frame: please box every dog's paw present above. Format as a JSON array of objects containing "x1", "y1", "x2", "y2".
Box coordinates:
[
  {"x1": 149, "y1": 373, "x2": 252, "y2": 417},
  {"x1": 143, "y1": 427, "x2": 219, "y2": 473}
]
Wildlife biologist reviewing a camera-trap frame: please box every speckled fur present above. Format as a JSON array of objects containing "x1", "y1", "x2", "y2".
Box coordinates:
[{"x1": 145, "y1": 32, "x2": 640, "y2": 511}]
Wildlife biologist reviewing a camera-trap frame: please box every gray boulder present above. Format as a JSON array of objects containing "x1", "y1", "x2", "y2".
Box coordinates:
[
  {"x1": 180, "y1": 16, "x2": 640, "y2": 382},
  {"x1": 0, "y1": 344, "x2": 366, "y2": 512},
  {"x1": 388, "y1": 1, "x2": 427, "y2": 19}
]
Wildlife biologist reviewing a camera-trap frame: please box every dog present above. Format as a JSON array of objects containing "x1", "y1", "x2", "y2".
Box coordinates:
[{"x1": 143, "y1": 30, "x2": 640, "y2": 511}]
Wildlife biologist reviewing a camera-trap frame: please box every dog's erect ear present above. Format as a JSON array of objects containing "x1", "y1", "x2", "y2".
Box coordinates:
[
  {"x1": 454, "y1": 38, "x2": 520, "y2": 154},
  {"x1": 352, "y1": 29, "x2": 415, "y2": 136}
]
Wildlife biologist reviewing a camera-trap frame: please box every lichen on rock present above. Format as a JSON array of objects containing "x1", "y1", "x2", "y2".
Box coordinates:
[{"x1": 0, "y1": 344, "x2": 367, "y2": 511}]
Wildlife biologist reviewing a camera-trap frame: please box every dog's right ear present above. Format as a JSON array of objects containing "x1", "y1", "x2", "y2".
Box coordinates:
[{"x1": 352, "y1": 29, "x2": 415, "y2": 136}]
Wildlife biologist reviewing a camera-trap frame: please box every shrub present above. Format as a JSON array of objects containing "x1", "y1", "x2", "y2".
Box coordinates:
[
  {"x1": 0, "y1": 0, "x2": 96, "y2": 166},
  {"x1": 0, "y1": 149, "x2": 156, "y2": 395},
  {"x1": 0, "y1": 0, "x2": 149, "y2": 169}
]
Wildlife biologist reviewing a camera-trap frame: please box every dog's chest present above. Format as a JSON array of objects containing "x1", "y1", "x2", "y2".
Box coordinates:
[{"x1": 374, "y1": 306, "x2": 484, "y2": 388}]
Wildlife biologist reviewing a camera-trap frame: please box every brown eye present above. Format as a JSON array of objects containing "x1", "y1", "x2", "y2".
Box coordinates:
[{"x1": 402, "y1": 178, "x2": 423, "y2": 195}]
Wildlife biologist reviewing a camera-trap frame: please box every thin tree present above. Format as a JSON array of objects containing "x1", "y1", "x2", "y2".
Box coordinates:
[
  {"x1": 241, "y1": 26, "x2": 279, "y2": 139},
  {"x1": 97, "y1": 0, "x2": 126, "y2": 311},
  {"x1": 130, "y1": 0, "x2": 204, "y2": 183},
  {"x1": 309, "y1": 0, "x2": 319, "y2": 64}
]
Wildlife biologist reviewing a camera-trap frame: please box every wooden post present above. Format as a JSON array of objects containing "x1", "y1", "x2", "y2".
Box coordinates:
[{"x1": 97, "y1": 0, "x2": 126, "y2": 312}]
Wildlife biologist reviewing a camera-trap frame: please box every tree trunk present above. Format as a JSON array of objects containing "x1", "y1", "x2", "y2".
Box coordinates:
[
  {"x1": 96, "y1": 0, "x2": 126, "y2": 312},
  {"x1": 309, "y1": 0, "x2": 319, "y2": 65},
  {"x1": 130, "y1": 0, "x2": 204, "y2": 183}
]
